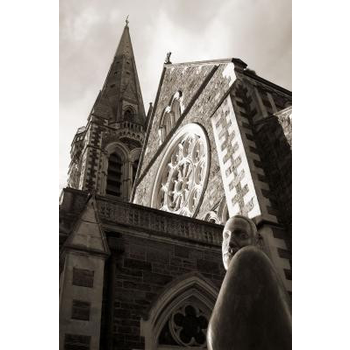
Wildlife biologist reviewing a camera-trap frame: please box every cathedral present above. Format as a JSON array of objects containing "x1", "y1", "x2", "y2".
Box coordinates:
[{"x1": 59, "y1": 20, "x2": 292, "y2": 350}]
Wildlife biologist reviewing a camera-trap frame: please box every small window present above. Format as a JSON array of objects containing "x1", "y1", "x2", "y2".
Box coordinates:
[
  {"x1": 71, "y1": 300, "x2": 91, "y2": 321},
  {"x1": 72, "y1": 268, "x2": 94, "y2": 288},
  {"x1": 159, "y1": 91, "x2": 182, "y2": 143},
  {"x1": 123, "y1": 109, "x2": 133, "y2": 121},
  {"x1": 110, "y1": 83, "x2": 116, "y2": 88},
  {"x1": 64, "y1": 334, "x2": 91, "y2": 350}
]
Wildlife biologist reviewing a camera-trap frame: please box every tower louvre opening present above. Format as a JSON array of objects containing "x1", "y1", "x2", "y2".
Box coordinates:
[{"x1": 106, "y1": 152, "x2": 123, "y2": 197}]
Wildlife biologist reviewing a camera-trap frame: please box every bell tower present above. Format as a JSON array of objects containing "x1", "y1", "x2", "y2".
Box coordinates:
[{"x1": 67, "y1": 19, "x2": 147, "y2": 200}]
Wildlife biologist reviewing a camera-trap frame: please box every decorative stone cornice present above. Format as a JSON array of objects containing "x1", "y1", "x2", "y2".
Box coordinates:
[{"x1": 96, "y1": 195, "x2": 223, "y2": 246}]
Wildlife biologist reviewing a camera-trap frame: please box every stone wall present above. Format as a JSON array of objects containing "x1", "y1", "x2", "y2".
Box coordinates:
[
  {"x1": 134, "y1": 61, "x2": 238, "y2": 220},
  {"x1": 60, "y1": 189, "x2": 226, "y2": 350},
  {"x1": 133, "y1": 61, "x2": 292, "y2": 224},
  {"x1": 60, "y1": 190, "x2": 226, "y2": 350},
  {"x1": 275, "y1": 106, "x2": 292, "y2": 147},
  {"x1": 101, "y1": 231, "x2": 225, "y2": 350},
  {"x1": 254, "y1": 110, "x2": 292, "y2": 249},
  {"x1": 138, "y1": 64, "x2": 215, "y2": 176}
]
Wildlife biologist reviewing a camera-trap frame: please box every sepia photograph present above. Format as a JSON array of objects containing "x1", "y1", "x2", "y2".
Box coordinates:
[
  {"x1": 59, "y1": 1, "x2": 292, "y2": 349},
  {"x1": 4, "y1": 0, "x2": 350, "y2": 349}
]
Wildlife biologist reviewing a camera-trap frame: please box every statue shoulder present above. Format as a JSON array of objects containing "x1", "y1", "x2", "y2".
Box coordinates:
[{"x1": 232, "y1": 245, "x2": 270, "y2": 268}]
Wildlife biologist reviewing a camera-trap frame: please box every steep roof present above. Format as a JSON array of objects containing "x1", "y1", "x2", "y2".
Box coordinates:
[
  {"x1": 94, "y1": 22, "x2": 146, "y2": 126},
  {"x1": 62, "y1": 195, "x2": 110, "y2": 256}
]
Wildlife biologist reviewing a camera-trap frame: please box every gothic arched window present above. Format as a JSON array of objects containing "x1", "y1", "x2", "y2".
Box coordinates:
[
  {"x1": 159, "y1": 91, "x2": 183, "y2": 144},
  {"x1": 140, "y1": 273, "x2": 218, "y2": 350},
  {"x1": 124, "y1": 108, "x2": 134, "y2": 121},
  {"x1": 106, "y1": 152, "x2": 123, "y2": 197}
]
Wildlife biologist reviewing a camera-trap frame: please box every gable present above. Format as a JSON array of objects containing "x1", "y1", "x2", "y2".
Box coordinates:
[{"x1": 63, "y1": 196, "x2": 110, "y2": 256}]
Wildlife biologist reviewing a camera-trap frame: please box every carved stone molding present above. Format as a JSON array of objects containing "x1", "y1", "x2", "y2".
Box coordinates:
[{"x1": 96, "y1": 197, "x2": 222, "y2": 246}]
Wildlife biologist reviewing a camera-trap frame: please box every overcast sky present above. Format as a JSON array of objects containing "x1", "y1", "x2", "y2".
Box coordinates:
[{"x1": 59, "y1": 0, "x2": 292, "y2": 190}]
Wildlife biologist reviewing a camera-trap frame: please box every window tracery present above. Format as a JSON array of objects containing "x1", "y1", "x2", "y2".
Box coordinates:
[
  {"x1": 152, "y1": 124, "x2": 210, "y2": 217},
  {"x1": 140, "y1": 273, "x2": 218, "y2": 350},
  {"x1": 159, "y1": 303, "x2": 208, "y2": 348}
]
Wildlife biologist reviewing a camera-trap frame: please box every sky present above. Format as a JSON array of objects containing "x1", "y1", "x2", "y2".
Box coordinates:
[{"x1": 59, "y1": 0, "x2": 292, "y2": 190}]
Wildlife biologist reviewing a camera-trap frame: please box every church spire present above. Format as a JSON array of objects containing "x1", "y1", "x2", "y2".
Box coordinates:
[
  {"x1": 114, "y1": 19, "x2": 133, "y2": 58},
  {"x1": 67, "y1": 19, "x2": 146, "y2": 200},
  {"x1": 98, "y1": 20, "x2": 146, "y2": 127}
]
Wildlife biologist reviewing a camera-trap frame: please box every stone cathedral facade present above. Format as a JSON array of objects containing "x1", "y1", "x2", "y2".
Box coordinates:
[{"x1": 59, "y1": 22, "x2": 292, "y2": 350}]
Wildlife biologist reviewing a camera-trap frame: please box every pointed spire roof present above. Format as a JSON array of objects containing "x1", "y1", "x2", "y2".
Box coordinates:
[
  {"x1": 95, "y1": 20, "x2": 146, "y2": 126},
  {"x1": 115, "y1": 18, "x2": 133, "y2": 58}
]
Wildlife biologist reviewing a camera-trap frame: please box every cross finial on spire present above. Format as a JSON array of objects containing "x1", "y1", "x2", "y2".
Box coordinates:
[{"x1": 125, "y1": 15, "x2": 129, "y2": 26}]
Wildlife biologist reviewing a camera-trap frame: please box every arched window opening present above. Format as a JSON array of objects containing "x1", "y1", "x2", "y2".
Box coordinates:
[
  {"x1": 217, "y1": 198, "x2": 229, "y2": 225},
  {"x1": 106, "y1": 152, "x2": 123, "y2": 197},
  {"x1": 172, "y1": 98, "x2": 181, "y2": 122},
  {"x1": 141, "y1": 273, "x2": 218, "y2": 350},
  {"x1": 159, "y1": 91, "x2": 183, "y2": 144},
  {"x1": 124, "y1": 108, "x2": 134, "y2": 121}
]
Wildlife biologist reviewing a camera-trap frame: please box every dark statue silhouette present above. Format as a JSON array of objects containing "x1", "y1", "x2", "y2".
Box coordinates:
[{"x1": 207, "y1": 215, "x2": 292, "y2": 350}]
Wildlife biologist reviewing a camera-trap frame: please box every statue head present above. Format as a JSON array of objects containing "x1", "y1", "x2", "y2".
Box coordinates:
[{"x1": 222, "y1": 215, "x2": 257, "y2": 270}]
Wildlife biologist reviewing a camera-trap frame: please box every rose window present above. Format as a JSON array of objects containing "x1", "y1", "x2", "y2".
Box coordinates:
[{"x1": 152, "y1": 124, "x2": 210, "y2": 217}]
